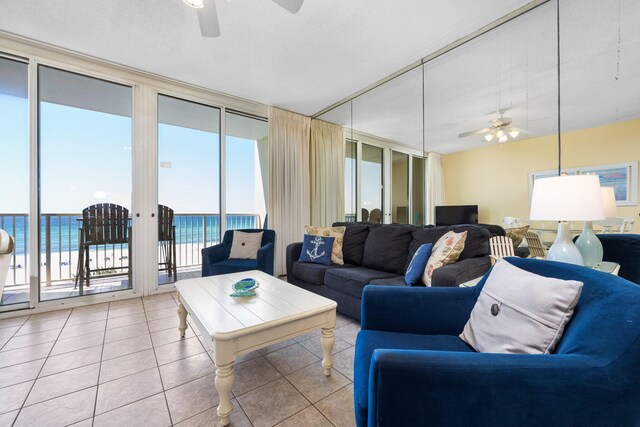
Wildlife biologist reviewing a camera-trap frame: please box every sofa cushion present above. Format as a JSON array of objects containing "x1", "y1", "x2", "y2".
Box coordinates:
[
  {"x1": 304, "y1": 225, "x2": 346, "y2": 265},
  {"x1": 368, "y1": 276, "x2": 407, "y2": 287},
  {"x1": 336, "y1": 223, "x2": 370, "y2": 265},
  {"x1": 354, "y1": 330, "x2": 474, "y2": 420},
  {"x1": 362, "y1": 225, "x2": 414, "y2": 275},
  {"x1": 291, "y1": 261, "x2": 354, "y2": 286},
  {"x1": 210, "y1": 258, "x2": 257, "y2": 275},
  {"x1": 408, "y1": 225, "x2": 490, "y2": 267},
  {"x1": 325, "y1": 267, "x2": 400, "y2": 299}
]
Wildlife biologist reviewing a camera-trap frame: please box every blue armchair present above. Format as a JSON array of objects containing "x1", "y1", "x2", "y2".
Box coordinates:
[
  {"x1": 201, "y1": 229, "x2": 275, "y2": 277},
  {"x1": 354, "y1": 257, "x2": 640, "y2": 427}
]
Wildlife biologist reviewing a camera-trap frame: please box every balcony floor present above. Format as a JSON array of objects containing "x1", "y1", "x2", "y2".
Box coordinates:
[{"x1": 1, "y1": 266, "x2": 202, "y2": 306}]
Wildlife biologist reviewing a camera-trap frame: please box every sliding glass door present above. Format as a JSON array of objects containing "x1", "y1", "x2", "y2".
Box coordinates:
[
  {"x1": 0, "y1": 56, "x2": 30, "y2": 309},
  {"x1": 391, "y1": 151, "x2": 409, "y2": 224},
  {"x1": 157, "y1": 94, "x2": 220, "y2": 285},
  {"x1": 225, "y1": 111, "x2": 268, "y2": 231},
  {"x1": 38, "y1": 66, "x2": 133, "y2": 301},
  {"x1": 361, "y1": 144, "x2": 384, "y2": 224}
]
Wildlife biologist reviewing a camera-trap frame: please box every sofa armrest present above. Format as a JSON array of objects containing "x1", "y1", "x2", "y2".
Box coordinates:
[
  {"x1": 257, "y1": 242, "x2": 274, "y2": 276},
  {"x1": 431, "y1": 256, "x2": 492, "y2": 287},
  {"x1": 360, "y1": 286, "x2": 478, "y2": 335},
  {"x1": 286, "y1": 242, "x2": 303, "y2": 280},
  {"x1": 367, "y1": 350, "x2": 609, "y2": 427},
  {"x1": 201, "y1": 243, "x2": 230, "y2": 276}
]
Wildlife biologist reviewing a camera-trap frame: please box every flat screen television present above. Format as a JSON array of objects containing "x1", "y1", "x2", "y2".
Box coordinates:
[{"x1": 435, "y1": 205, "x2": 479, "y2": 226}]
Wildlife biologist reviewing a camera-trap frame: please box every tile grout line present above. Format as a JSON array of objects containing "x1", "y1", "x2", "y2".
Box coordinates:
[
  {"x1": 12, "y1": 309, "x2": 73, "y2": 427},
  {"x1": 142, "y1": 295, "x2": 175, "y2": 426},
  {"x1": 91, "y1": 302, "x2": 111, "y2": 426},
  {"x1": 0, "y1": 318, "x2": 35, "y2": 352}
]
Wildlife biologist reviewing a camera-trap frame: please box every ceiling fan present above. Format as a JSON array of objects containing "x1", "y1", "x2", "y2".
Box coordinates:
[
  {"x1": 183, "y1": 0, "x2": 305, "y2": 37},
  {"x1": 458, "y1": 116, "x2": 529, "y2": 144}
]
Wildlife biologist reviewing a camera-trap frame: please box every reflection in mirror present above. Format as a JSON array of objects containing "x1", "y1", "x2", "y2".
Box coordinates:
[
  {"x1": 362, "y1": 144, "x2": 384, "y2": 224},
  {"x1": 433, "y1": 1, "x2": 559, "y2": 232},
  {"x1": 392, "y1": 151, "x2": 409, "y2": 224}
]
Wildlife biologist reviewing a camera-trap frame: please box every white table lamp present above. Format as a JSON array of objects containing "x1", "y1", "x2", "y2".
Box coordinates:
[
  {"x1": 575, "y1": 186, "x2": 617, "y2": 267},
  {"x1": 530, "y1": 175, "x2": 605, "y2": 266}
]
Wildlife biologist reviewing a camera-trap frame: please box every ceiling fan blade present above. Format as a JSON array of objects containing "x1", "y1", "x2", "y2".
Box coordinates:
[
  {"x1": 197, "y1": 0, "x2": 220, "y2": 37},
  {"x1": 458, "y1": 128, "x2": 491, "y2": 138},
  {"x1": 272, "y1": 0, "x2": 304, "y2": 14}
]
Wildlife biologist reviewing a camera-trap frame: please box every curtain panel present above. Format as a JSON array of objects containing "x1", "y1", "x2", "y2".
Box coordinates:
[
  {"x1": 268, "y1": 107, "x2": 311, "y2": 276},
  {"x1": 426, "y1": 152, "x2": 445, "y2": 225},
  {"x1": 310, "y1": 119, "x2": 345, "y2": 227}
]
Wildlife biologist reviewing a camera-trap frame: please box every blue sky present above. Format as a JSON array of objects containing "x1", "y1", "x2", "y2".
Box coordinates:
[{"x1": 0, "y1": 94, "x2": 263, "y2": 215}]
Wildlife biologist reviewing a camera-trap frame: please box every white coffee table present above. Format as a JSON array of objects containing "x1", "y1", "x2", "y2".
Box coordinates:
[{"x1": 175, "y1": 270, "x2": 337, "y2": 426}]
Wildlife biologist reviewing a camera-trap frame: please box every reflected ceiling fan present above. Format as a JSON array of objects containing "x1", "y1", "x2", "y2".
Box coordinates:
[
  {"x1": 458, "y1": 114, "x2": 530, "y2": 144},
  {"x1": 183, "y1": 0, "x2": 305, "y2": 37}
]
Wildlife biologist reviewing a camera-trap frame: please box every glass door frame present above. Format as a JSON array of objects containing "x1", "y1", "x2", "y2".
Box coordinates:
[{"x1": 347, "y1": 132, "x2": 425, "y2": 225}]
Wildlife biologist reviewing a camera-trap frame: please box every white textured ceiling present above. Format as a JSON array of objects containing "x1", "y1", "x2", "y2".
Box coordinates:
[
  {"x1": 319, "y1": 0, "x2": 640, "y2": 154},
  {"x1": 0, "y1": 0, "x2": 533, "y2": 116}
]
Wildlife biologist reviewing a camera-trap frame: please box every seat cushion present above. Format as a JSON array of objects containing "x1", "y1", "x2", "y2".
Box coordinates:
[
  {"x1": 325, "y1": 267, "x2": 400, "y2": 299},
  {"x1": 210, "y1": 258, "x2": 257, "y2": 275},
  {"x1": 362, "y1": 225, "x2": 414, "y2": 275},
  {"x1": 292, "y1": 261, "x2": 354, "y2": 286},
  {"x1": 354, "y1": 330, "x2": 475, "y2": 420},
  {"x1": 368, "y1": 276, "x2": 407, "y2": 287}
]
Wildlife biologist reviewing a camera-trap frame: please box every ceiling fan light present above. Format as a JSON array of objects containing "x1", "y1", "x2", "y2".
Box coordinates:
[
  {"x1": 509, "y1": 129, "x2": 520, "y2": 139},
  {"x1": 496, "y1": 130, "x2": 505, "y2": 138},
  {"x1": 183, "y1": 0, "x2": 204, "y2": 9},
  {"x1": 498, "y1": 135, "x2": 508, "y2": 143},
  {"x1": 484, "y1": 133, "x2": 494, "y2": 142}
]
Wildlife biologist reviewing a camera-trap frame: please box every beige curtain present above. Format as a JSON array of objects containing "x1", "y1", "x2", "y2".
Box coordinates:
[
  {"x1": 268, "y1": 107, "x2": 311, "y2": 276},
  {"x1": 425, "y1": 152, "x2": 445, "y2": 225},
  {"x1": 310, "y1": 119, "x2": 345, "y2": 227}
]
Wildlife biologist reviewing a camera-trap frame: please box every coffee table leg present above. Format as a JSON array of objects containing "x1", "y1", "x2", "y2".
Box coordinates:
[
  {"x1": 177, "y1": 294, "x2": 187, "y2": 338},
  {"x1": 215, "y1": 362, "x2": 235, "y2": 426},
  {"x1": 321, "y1": 327, "x2": 335, "y2": 376}
]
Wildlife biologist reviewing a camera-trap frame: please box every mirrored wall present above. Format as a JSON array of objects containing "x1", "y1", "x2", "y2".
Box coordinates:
[{"x1": 317, "y1": 0, "x2": 639, "y2": 233}]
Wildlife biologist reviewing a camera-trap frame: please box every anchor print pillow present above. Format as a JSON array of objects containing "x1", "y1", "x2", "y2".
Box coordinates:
[
  {"x1": 304, "y1": 226, "x2": 346, "y2": 265},
  {"x1": 298, "y1": 235, "x2": 335, "y2": 266}
]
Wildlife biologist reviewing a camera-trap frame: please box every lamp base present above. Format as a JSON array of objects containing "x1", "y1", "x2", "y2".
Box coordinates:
[
  {"x1": 575, "y1": 221, "x2": 603, "y2": 268},
  {"x1": 547, "y1": 222, "x2": 584, "y2": 266}
]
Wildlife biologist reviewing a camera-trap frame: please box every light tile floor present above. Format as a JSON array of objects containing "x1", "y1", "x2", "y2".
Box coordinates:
[{"x1": 0, "y1": 292, "x2": 358, "y2": 427}]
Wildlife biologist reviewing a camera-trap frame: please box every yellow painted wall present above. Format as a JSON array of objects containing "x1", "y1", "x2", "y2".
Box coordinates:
[{"x1": 443, "y1": 119, "x2": 640, "y2": 233}]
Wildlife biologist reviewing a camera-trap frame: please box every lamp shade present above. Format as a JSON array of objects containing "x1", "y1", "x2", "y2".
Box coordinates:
[
  {"x1": 601, "y1": 186, "x2": 618, "y2": 218},
  {"x1": 530, "y1": 175, "x2": 605, "y2": 221}
]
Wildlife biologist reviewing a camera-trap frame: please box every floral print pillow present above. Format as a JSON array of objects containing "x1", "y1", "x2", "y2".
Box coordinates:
[
  {"x1": 304, "y1": 226, "x2": 346, "y2": 265},
  {"x1": 422, "y1": 231, "x2": 468, "y2": 286},
  {"x1": 505, "y1": 225, "x2": 530, "y2": 247}
]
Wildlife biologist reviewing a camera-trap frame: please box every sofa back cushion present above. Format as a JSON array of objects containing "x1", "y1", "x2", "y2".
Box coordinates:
[
  {"x1": 333, "y1": 222, "x2": 371, "y2": 265},
  {"x1": 407, "y1": 225, "x2": 490, "y2": 268},
  {"x1": 362, "y1": 225, "x2": 414, "y2": 275}
]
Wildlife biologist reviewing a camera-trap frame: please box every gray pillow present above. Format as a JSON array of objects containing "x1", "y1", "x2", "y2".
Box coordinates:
[
  {"x1": 229, "y1": 231, "x2": 263, "y2": 260},
  {"x1": 460, "y1": 260, "x2": 583, "y2": 354}
]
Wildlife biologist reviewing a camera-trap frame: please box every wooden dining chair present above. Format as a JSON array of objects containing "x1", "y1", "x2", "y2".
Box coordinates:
[{"x1": 489, "y1": 235, "x2": 515, "y2": 265}]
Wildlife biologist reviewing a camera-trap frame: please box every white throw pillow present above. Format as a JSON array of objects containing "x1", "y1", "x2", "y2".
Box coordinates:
[
  {"x1": 460, "y1": 259, "x2": 583, "y2": 354},
  {"x1": 229, "y1": 231, "x2": 263, "y2": 260}
]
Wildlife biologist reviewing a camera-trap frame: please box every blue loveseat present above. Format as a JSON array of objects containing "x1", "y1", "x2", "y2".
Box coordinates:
[
  {"x1": 354, "y1": 257, "x2": 640, "y2": 426},
  {"x1": 201, "y1": 229, "x2": 275, "y2": 276}
]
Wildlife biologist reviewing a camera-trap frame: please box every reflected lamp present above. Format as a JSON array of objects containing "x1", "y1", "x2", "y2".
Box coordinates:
[{"x1": 530, "y1": 175, "x2": 605, "y2": 266}]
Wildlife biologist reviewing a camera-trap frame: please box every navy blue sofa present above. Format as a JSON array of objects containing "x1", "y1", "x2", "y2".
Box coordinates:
[
  {"x1": 354, "y1": 257, "x2": 640, "y2": 426},
  {"x1": 287, "y1": 223, "x2": 492, "y2": 320},
  {"x1": 201, "y1": 229, "x2": 275, "y2": 276},
  {"x1": 599, "y1": 234, "x2": 640, "y2": 284}
]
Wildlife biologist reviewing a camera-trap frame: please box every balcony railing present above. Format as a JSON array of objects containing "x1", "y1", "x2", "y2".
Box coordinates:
[{"x1": 0, "y1": 212, "x2": 262, "y2": 287}]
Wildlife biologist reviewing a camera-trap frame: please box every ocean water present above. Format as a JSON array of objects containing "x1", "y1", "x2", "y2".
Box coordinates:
[{"x1": 0, "y1": 214, "x2": 258, "y2": 256}]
